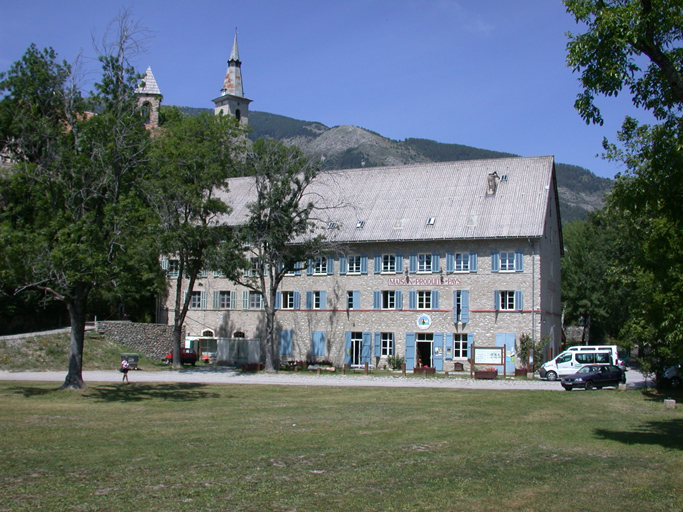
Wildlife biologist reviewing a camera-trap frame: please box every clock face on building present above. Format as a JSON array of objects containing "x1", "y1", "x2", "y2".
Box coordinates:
[{"x1": 416, "y1": 314, "x2": 432, "y2": 330}]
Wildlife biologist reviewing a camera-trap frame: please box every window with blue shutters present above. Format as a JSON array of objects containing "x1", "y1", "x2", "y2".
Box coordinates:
[
  {"x1": 346, "y1": 290, "x2": 360, "y2": 309},
  {"x1": 306, "y1": 291, "x2": 325, "y2": 309},
  {"x1": 495, "y1": 290, "x2": 522, "y2": 311},
  {"x1": 311, "y1": 331, "x2": 325, "y2": 357}
]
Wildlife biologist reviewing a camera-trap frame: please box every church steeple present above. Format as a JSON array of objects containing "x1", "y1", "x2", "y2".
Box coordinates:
[
  {"x1": 213, "y1": 32, "x2": 252, "y2": 124},
  {"x1": 135, "y1": 66, "x2": 162, "y2": 128}
]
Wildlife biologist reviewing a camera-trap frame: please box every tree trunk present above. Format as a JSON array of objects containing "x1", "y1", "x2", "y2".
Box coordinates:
[
  {"x1": 60, "y1": 283, "x2": 90, "y2": 390},
  {"x1": 264, "y1": 302, "x2": 276, "y2": 372}
]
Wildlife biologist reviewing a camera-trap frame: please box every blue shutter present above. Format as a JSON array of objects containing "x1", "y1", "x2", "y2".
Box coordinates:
[
  {"x1": 409, "y1": 253, "x2": 417, "y2": 273},
  {"x1": 431, "y1": 290, "x2": 439, "y2": 309},
  {"x1": 396, "y1": 290, "x2": 403, "y2": 310},
  {"x1": 461, "y1": 290, "x2": 469, "y2": 323},
  {"x1": 352, "y1": 290, "x2": 360, "y2": 310},
  {"x1": 305, "y1": 291, "x2": 313, "y2": 309},
  {"x1": 373, "y1": 290, "x2": 381, "y2": 310},
  {"x1": 409, "y1": 290, "x2": 417, "y2": 309},
  {"x1": 344, "y1": 332, "x2": 352, "y2": 366},
  {"x1": 374, "y1": 254, "x2": 382, "y2": 274},
  {"x1": 339, "y1": 255, "x2": 347, "y2": 275},
  {"x1": 374, "y1": 332, "x2": 381, "y2": 358},
  {"x1": 491, "y1": 251, "x2": 500, "y2": 272},
  {"x1": 467, "y1": 333, "x2": 474, "y2": 359},
  {"x1": 242, "y1": 291, "x2": 249, "y2": 309},
  {"x1": 445, "y1": 333, "x2": 453, "y2": 360},
  {"x1": 213, "y1": 291, "x2": 220, "y2": 309},
  {"x1": 494, "y1": 290, "x2": 500, "y2": 311},
  {"x1": 307, "y1": 259, "x2": 313, "y2": 275},
  {"x1": 319, "y1": 291, "x2": 327, "y2": 309},
  {"x1": 230, "y1": 291, "x2": 237, "y2": 309},
  {"x1": 280, "y1": 330, "x2": 293, "y2": 355},
  {"x1": 433, "y1": 333, "x2": 444, "y2": 371},
  {"x1": 295, "y1": 261, "x2": 302, "y2": 276},
  {"x1": 515, "y1": 250, "x2": 524, "y2": 272},
  {"x1": 312, "y1": 331, "x2": 326, "y2": 357},
  {"x1": 446, "y1": 253, "x2": 454, "y2": 273},
  {"x1": 432, "y1": 253, "x2": 440, "y2": 273},
  {"x1": 405, "y1": 332, "x2": 415, "y2": 371},
  {"x1": 514, "y1": 290, "x2": 523, "y2": 311},
  {"x1": 293, "y1": 291, "x2": 301, "y2": 309},
  {"x1": 327, "y1": 255, "x2": 334, "y2": 275},
  {"x1": 395, "y1": 254, "x2": 403, "y2": 274},
  {"x1": 200, "y1": 291, "x2": 207, "y2": 309},
  {"x1": 360, "y1": 255, "x2": 368, "y2": 274},
  {"x1": 275, "y1": 291, "x2": 281, "y2": 310},
  {"x1": 361, "y1": 332, "x2": 372, "y2": 363},
  {"x1": 470, "y1": 252, "x2": 478, "y2": 273}
]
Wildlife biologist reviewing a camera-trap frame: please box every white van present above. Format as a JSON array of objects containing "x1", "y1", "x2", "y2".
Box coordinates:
[{"x1": 539, "y1": 345, "x2": 618, "y2": 381}]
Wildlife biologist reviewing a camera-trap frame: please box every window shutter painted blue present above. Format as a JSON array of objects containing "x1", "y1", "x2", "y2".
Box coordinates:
[
  {"x1": 200, "y1": 291, "x2": 207, "y2": 309},
  {"x1": 461, "y1": 290, "x2": 469, "y2": 323},
  {"x1": 339, "y1": 255, "x2": 347, "y2": 274},
  {"x1": 230, "y1": 291, "x2": 236, "y2": 309},
  {"x1": 295, "y1": 261, "x2": 302, "y2": 276},
  {"x1": 432, "y1": 290, "x2": 439, "y2": 309},
  {"x1": 515, "y1": 250, "x2": 524, "y2": 272},
  {"x1": 213, "y1": 291, "x2": 220, "y2": 309},
  {"x1": 432, "y1": 253, "x2": 440, "y2": 273},
  {"x1": 395, "y1": 254, "x2": 403, "y2": 274},
  {"x1": 405, "y1": 332, "x2": 415, "y2": 370},
  {"x1": 293, "y1": 291, "x2": 301, "y2": 309},
  {"x1": 469, "y1": 252, "x2": 478, "y2": 273},
  {"x1": 280, "y1": 330, "x2": 293, "y2": 355},
  {"x1": 446, "y1": 253, "x2": 454, "y2": 273},
  {"x1": 374, "y1": 332, "x2": 381, "y2": 358},
  {"x1": 467, "y1": 333, "x2": 474, "y2": 356},
  {"x1": 409, "y1": 290, "x2": 417, "y2": 309},
  {"x1": 360, "y1": 255, "x2": 368, "y2": 274},
  {"x1": 514, "y1": 290, "x2": 523, "y2": 311},
  {"x1": 494, "y1": 290, "x2": 501, "y2": 311},
  {"x1": 327, "y1": 255, "x2": 334, "y2": 275},
  {"x1": 312, "y1": 331, "x2": 325, "y2": 356},
  {"x1": 361, "y1": 332, "x2": 372, "y2": 363},
  {"x1": 373, "y1": 290, "x2": 381, "y2": 310},
  {"x1": 433, "y1": 333, "x2": 444, "y2": 371},
  {"x1": 344, "y1": 332, "x2": 352, "y2": 365},
  {"x1": 305, "y1": 291, "x2": 313, "y2": 309},
  {"x1": 445, "y1": 333, "x2": 453, "y2": 360},
  {"x1": 396, "y1": 290, "x2": 403, "y2": 310},
  {"x1": 275, "y1": 291, "x2": 281, "y2": 310},
  {"x1": 307, "y1": 259, "x2": 313, "y2": 275},
  {"x1": 491, "y1": 251, "x2": 500, "y2": 272},
  {"x1": 352, "y1": 290, "x2": 360, "y2": 310},
  {"x1": 374, "y1": 254, "x2": 382, "y2": 274},
  {"x1": 320, "y1": 291, "x2": 327, "y2": 309},
  {"x1": 409, "y1": 253, "x2": 417, "y2": 273},
  {"x1": 242, "y1": 291, "x2": 249, "y2": 309}
]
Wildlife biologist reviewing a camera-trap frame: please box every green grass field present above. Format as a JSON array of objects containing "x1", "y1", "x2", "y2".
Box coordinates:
[{"x1": 1, "y1": 381, "x2": 681, "y2": 512}]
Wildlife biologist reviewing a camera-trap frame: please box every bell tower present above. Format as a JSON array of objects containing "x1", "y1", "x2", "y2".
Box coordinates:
[
  {"x1": 135, "y1": 67, "x2": 162, "y2": 128},
  {"x1": 212, "y1": 32, "x2": 252, "y2": 124}
]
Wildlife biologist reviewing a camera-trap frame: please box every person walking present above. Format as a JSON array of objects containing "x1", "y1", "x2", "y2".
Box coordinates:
[{"x1": 120, "y1": 356, "x2": 130, "y2": 383}]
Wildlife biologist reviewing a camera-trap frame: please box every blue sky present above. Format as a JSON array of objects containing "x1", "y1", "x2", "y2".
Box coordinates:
[{"x1": 1, "y1": 0, "x2": 651, "y2": 179}]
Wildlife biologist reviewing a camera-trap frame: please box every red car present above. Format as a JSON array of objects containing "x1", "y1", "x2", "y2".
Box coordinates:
[{"x1": 164, "y1": 348, "x2": 198, "y2": 365}]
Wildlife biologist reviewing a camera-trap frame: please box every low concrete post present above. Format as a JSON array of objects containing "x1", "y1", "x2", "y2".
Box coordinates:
[{"x1": 665, "y1": 399, "x2": 676, "y2": 410}]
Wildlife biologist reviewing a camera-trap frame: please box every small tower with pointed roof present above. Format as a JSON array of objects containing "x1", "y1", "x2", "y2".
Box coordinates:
[
  {"x1": 136, "y1": 67, "x2": 162, "y2": 128},
  {"x1": 213, "y1": 33, "x2": 252, "y2": 124}
]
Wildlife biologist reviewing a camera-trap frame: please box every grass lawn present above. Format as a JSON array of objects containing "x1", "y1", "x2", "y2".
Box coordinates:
[{"x1": 0, "y1": 382, "x2": 681, "y2": 512}]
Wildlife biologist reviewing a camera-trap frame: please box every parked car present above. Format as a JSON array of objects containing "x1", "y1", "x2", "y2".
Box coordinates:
[
  {"x1": 164, "y1": 348, "x2": 198, "y2": 365},
  {"x1": 561, "y1": 364, "x2": 626, "y2": 391},
  {"x1": 659, "y1": 365, "x2": 682, "y2": 388}
]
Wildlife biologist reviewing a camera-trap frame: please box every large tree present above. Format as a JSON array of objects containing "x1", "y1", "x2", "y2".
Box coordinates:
[
  {"x1": 565, "y1": 0, "x2": 683, "y2": 362},
  {"x1": 229, "y1": 139, "x2": 331, "y2": 372},
  {"x1": 149, "y1": 107, "x2": 246, "y2": 368},
  {"x1": 0, "y1": 15, "x2": 156, "y2": 389}
]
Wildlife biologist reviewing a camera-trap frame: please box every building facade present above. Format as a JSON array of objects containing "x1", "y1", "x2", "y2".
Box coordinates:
[{"x1": 164, "y1": 157, "x2": 563, "y2": 372}]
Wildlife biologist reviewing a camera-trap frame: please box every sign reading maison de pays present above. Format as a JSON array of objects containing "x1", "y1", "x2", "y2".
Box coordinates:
[{"x1": 387, "y1": 276, "x2": 463, "y2": 286}]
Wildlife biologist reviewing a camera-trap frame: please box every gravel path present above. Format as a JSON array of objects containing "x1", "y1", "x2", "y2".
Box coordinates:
[{"x1": 0, "y1": 368, "x2": 650, "y2": 391}]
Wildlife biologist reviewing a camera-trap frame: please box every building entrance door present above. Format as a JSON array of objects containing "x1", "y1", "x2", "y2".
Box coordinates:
[
  {"x1": 351, "y1": 332, "x2": 363, "y2": 366},
  {"x1": 416, "y1": 333, "x2": 434, "y2": 367}
]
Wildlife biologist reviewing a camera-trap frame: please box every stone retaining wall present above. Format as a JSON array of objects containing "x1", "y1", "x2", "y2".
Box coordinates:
[{"x1": 96, "y1": 321, "x2": 178, "y2": 361}]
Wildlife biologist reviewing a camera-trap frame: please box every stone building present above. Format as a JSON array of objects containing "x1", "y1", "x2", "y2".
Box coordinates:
[{"x1": 159, "y1": 34, "x2": 563, "y2": 372}]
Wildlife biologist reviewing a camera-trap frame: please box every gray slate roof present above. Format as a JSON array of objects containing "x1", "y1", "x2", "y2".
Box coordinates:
[
  {"x1": 135, "y1": 67, "x2": 161, "y2": 96},
  {"x1": 218, "y1": 155, "x2": 557, "y2": 243}
]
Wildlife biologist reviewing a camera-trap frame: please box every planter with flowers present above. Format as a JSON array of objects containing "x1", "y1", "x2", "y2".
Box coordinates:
[{"x1": 474, "y1": 367, "x2": 498, "y2": 379}]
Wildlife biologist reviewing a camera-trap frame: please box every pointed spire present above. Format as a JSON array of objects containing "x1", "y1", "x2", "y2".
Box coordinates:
[
  {"x1": 136, "y1": 67, "x2": 161, "y2": 96},
  {"x1": 221, "y1": 32, "x2": 244, "y2": 97}
]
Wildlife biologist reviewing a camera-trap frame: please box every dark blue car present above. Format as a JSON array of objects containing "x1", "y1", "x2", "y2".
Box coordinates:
[{"x1": 561, "y1": 364, "x2": 626, "y2": 391}]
